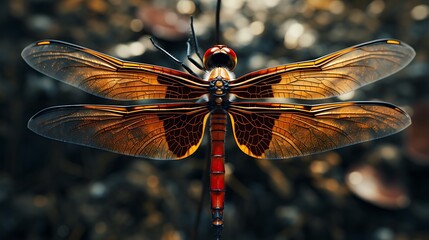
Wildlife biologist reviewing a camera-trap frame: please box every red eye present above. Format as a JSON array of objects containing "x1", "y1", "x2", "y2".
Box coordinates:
[{"x1": 203, "y1": 45, "x2": 237, "y2": 70}]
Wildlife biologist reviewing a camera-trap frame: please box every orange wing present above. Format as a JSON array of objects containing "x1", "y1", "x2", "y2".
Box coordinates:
[
  {"x1": 228, "y1": 102, "x2": 411, "y2": 159},
  {"x1": 28, "y1": 103, "x2": 209, "y2": 160},
  {"x1": 229, "y1": 39, "x2": 415, "y2": 100},
  {"x1": 22, "y1": 40, "x2": 208, "y2": 101}
]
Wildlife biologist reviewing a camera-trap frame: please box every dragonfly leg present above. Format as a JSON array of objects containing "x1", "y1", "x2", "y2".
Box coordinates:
[
  {"x1": 187, "y1": 41, "x2": 204, "y2": 70},
  {"x1": 149, "y1": 38, "x2": 200, "y2": 77},
  {"x1": 187, "y1": 16, "x2": 204, "y2": 70}
]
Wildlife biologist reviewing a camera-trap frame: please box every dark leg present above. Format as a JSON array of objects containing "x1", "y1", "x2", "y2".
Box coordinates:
[
  {"x1": 187, "y1": 41, "x2": 204, "y2": 70},
  {"x1": 150, "y1": 38, "x2": 200, "y2": 77},
  {"x1": 190, "y1": 16, "x2": 204, "y2": 62}
]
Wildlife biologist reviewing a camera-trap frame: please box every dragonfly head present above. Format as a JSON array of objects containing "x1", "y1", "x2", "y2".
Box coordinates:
[{"x1": 203, "y1": 45, "x2": 237, "y2": 71}]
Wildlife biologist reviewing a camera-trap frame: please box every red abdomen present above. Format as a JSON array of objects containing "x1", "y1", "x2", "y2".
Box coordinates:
[{"x1": 210, "y1": 112, "x2": 227, "y2": 238}]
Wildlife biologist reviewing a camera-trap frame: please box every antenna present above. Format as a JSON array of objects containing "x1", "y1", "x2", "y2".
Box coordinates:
[{"x1": 215, "y1": 0, "x2": 222, "y2": 44}]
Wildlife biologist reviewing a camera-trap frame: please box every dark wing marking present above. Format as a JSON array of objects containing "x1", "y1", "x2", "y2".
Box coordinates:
[
  {"x1": 28, "y1": 103, "x2": 209, "y2": 159},
  {"x1": 228, "y1": 102, "x2": 411, "y2": 159}
]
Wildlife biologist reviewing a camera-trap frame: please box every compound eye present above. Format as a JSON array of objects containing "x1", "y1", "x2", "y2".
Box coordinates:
[{"x1": 203, "y1": 45, "x2": 237, "y2": 70}]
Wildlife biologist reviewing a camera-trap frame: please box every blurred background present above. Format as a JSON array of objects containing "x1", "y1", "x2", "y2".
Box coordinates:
[{"x1": 1, "y1": 0, "x2": 429, "y2": 239}]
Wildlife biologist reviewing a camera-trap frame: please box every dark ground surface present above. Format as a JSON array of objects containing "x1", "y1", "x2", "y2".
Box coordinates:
[{"x1": 1, "y1": 0, "x2": 429, "y2": 239}]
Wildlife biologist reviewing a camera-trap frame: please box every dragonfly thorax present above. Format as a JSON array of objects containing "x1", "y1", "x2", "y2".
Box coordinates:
[{"x1": 209, "y1": 76, "x2": 230, "y2": 108}]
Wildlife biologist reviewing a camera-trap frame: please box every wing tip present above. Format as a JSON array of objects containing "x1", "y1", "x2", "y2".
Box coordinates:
[
  {"x1": 21, "y1": 39, "x2": 78, "y2": 58},
  {"x1": 384, "y1": 38, "x2": 416, "y2": 61},
  {"x1": 356, "y1": 38, "x2": 416, "y2": 60},
  {"x1": 27, "y1": 106, "x2": 57, "y2": 134},
  {"x1": 22, "y1": 39, "x2": 55, "y2": 63},
  {"x1": 27, "y1": 108, "x2": 44, "y2": 131},
  {"x1": 353, "y1": 101, "x2": 412, "y2": 131}
]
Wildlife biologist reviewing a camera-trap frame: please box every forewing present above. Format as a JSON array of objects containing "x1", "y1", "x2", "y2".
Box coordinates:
[
  {"x1": 28, "y1": 103, "x2": 209, "y2": 160},
  {"x1": 228, "y1": 102, "x2": 411, "y2": 159},
  {"x1": 230, "y1": 39, "x2": 415, "y2": 100},
  {"x1": 22, "y1": 40, "x2": 208, "y2": 101}
]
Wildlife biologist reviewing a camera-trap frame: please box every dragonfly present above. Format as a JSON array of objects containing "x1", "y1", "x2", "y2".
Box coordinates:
[{"x1": 22, "y1": 8, "x2": 414, "y2": 240}]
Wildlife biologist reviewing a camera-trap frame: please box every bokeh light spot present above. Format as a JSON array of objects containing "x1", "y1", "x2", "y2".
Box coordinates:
[
  {"x1": 177, "y1": 0, "x2": 196, "y2": 15},
  {"x1": 249, "y1": 21, "x2": 265, "y2": 35},
  {"x1": 411, "y1": 4, "x2": 429, "y2": 20},
  {"x1": 130, "y1": 19, "x2": 144, "y2": 32}
]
